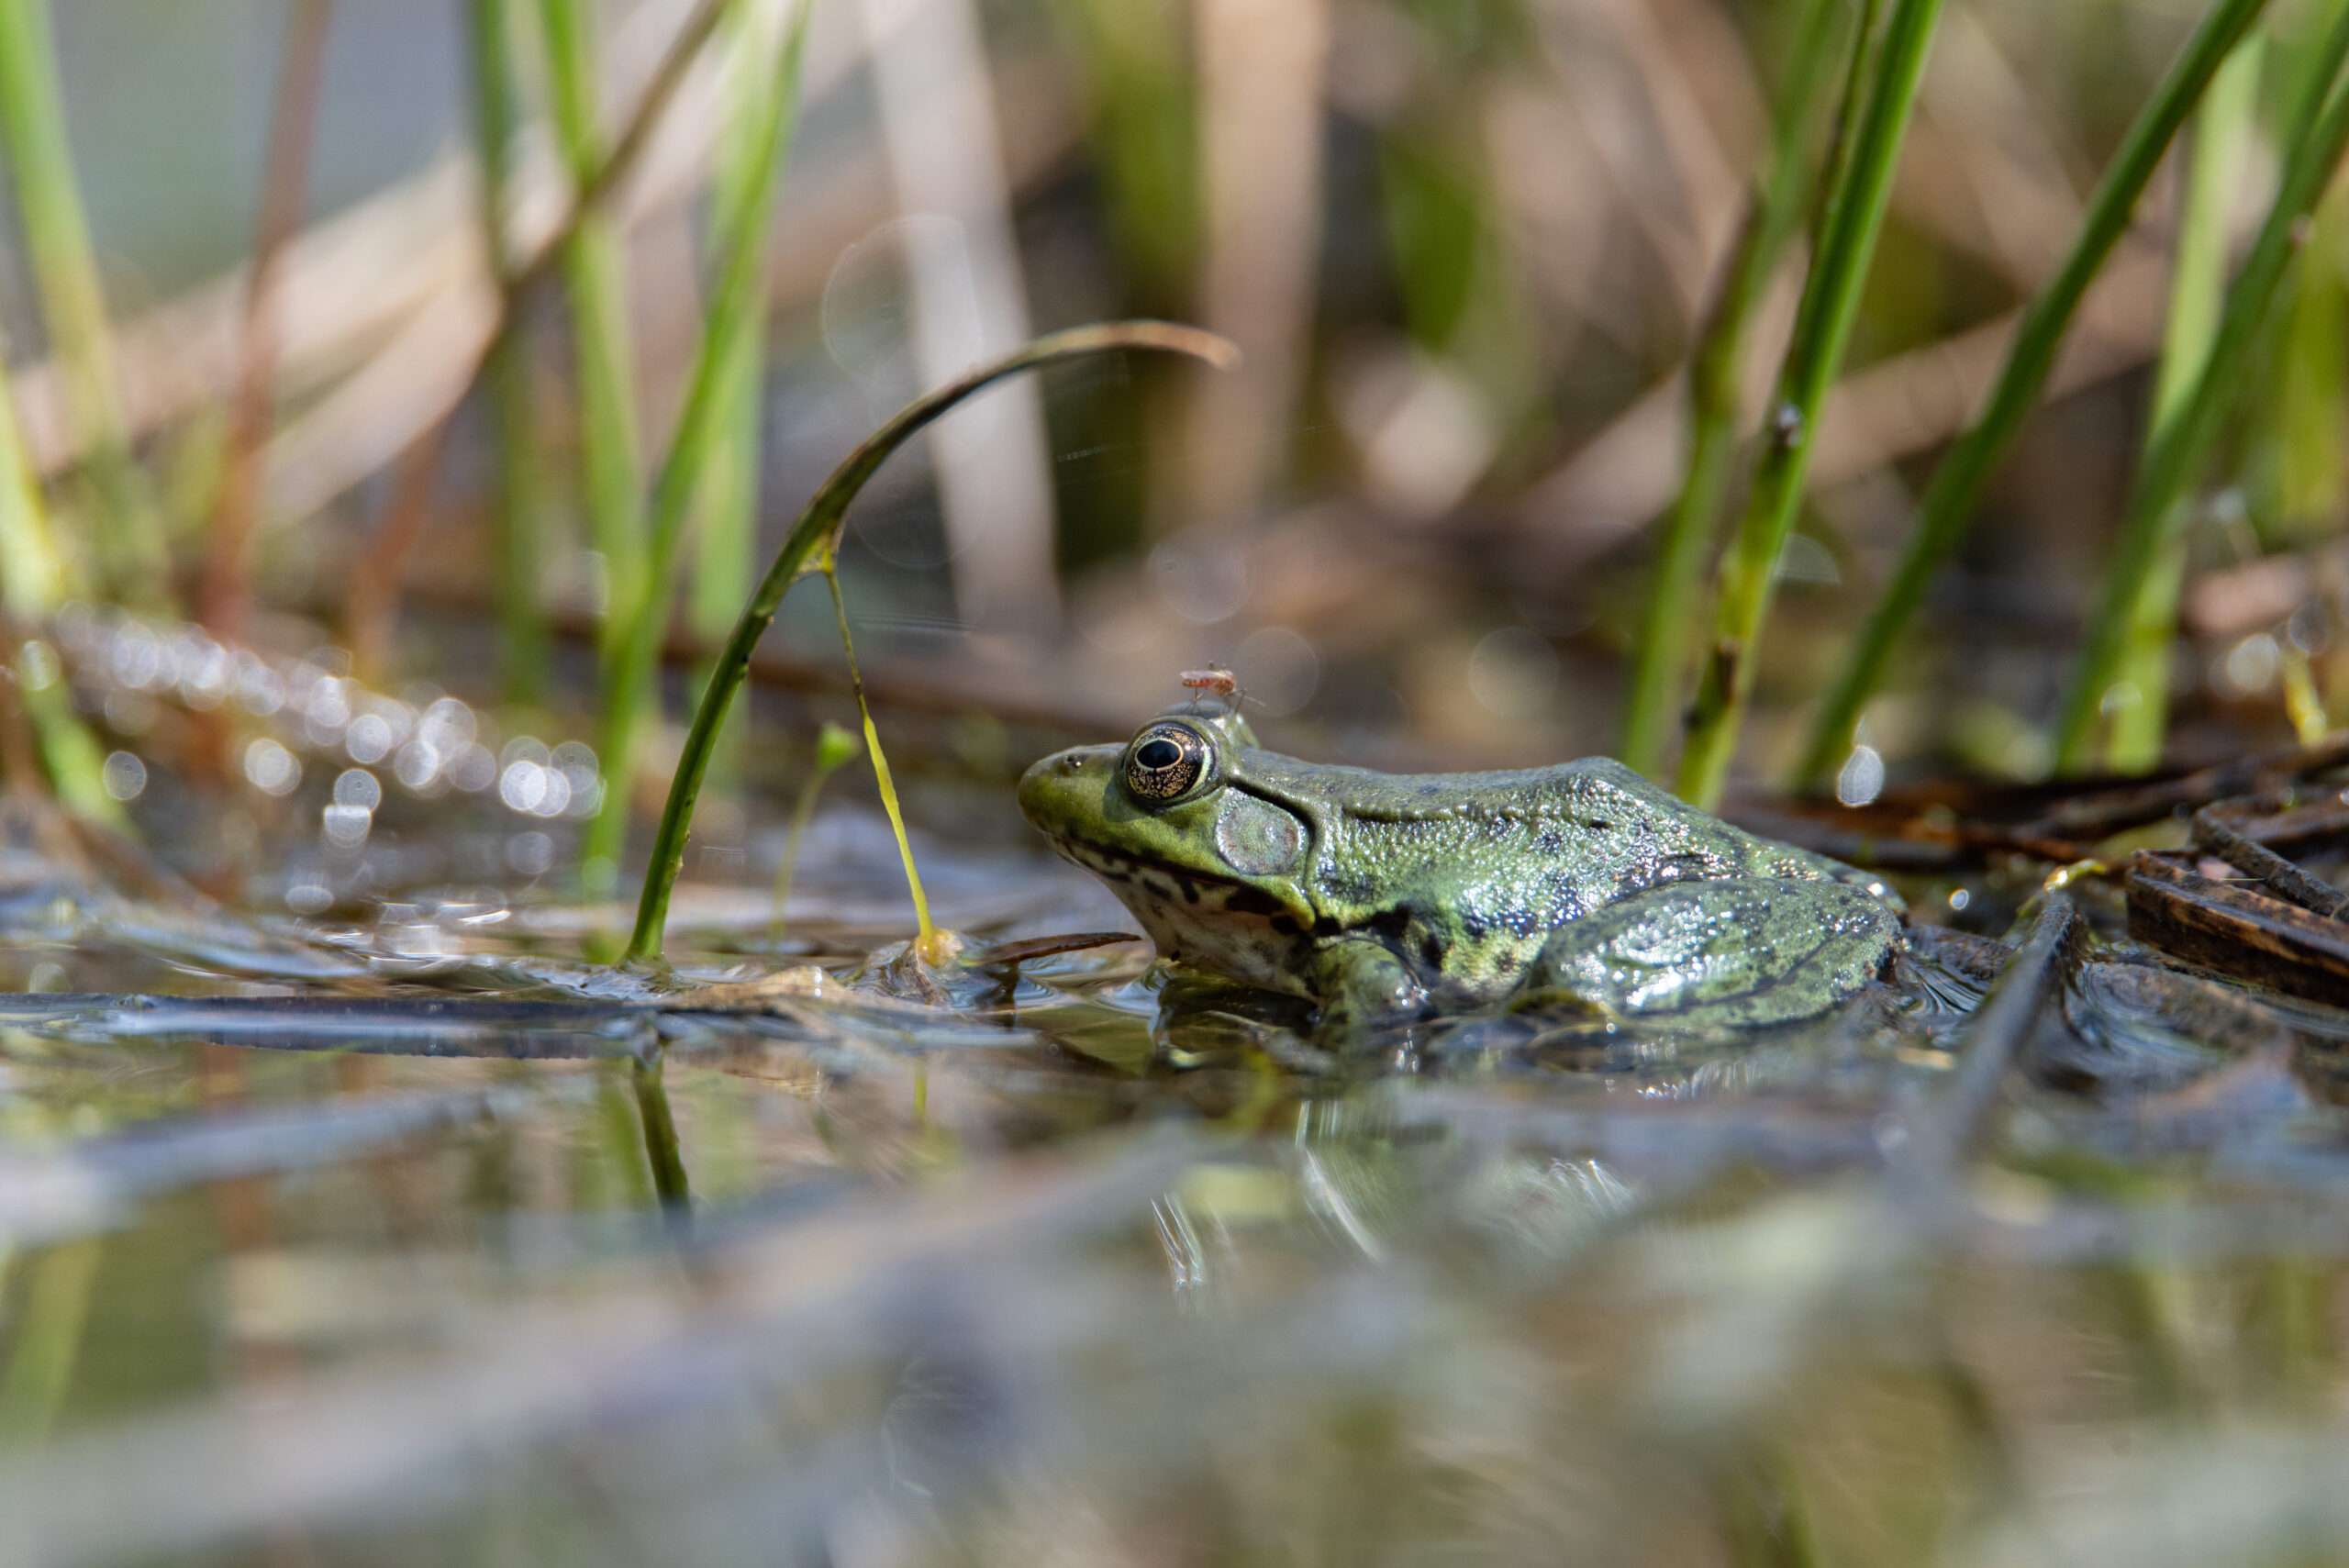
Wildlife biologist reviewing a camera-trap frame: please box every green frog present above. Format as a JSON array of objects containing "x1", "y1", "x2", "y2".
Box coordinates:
[{"x1": 1017, "y1": 706, "x2": 1904, "y2": 1034}]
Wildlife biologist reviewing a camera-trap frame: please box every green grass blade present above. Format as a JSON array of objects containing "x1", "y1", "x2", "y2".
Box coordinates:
[
  {"x1": 1618, "y1": 0, "x2": 1847, "y2": 779},
  {"x1": 1792, "y1": 0, "x2": 2271, "y2": 792},
  {"x1": 2050, "y1": 0, "x2": 2349, "y2": 773},
  {"x1": 0, "y1": 320, "x2": 109, "y2": 820},
  {"x1": 1675, "y1": 0, "x2": 1946, "y2": 810},
  {"x1": 535, "y1": 0, "x2": 647, "y2": 684},
  {"x1": 468, "y1": 0, "x2": 551, "y2": 706},
  {"x1": 0, "y1": 0, "x2": 163, "y2": 606},
  {"x1": 2270, "y1": 190, "x2": 2349, "y2": 540},
  {"x1": 0, "y1": 361, "x2": 65, "y2": 623},
  {"x1": 2105, "y1": 32, "x2": 2266, "y2": 773},
  {"x1": 623, "y1": 321, "x2": 1238, "y2": 964},
  {"x1": 586, "y1": 0, "x2": 810, "y2": 884},
  {"x1": 1048, "y1": 0, "x2": 1197, "y2": 310},
  {"x1": 683, "y1": 322, "x2": 762, "y2": 795}
]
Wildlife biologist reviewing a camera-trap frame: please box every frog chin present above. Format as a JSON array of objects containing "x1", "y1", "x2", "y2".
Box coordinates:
[
  {"x1": 1042, "y1": 835, "x2": 1314, "y2": 995},
  {"x1": 1121, "y1": 894, "x2": 1309, "y2": 995}
]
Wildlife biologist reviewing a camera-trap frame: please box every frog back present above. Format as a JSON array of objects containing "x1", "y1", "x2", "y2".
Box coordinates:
[{"x1": 1234, "y1": 751, "x2": 1891, "y2": 996}]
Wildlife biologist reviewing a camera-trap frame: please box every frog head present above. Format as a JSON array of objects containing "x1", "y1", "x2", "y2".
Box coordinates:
[{"x1": 1018, "y1": 706, "x2": 1325, "y2": 993}]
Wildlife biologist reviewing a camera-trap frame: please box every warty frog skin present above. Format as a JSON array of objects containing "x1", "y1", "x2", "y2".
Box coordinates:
[{"x1": 1018, "y1": 706, "x2": 1905, "y2": 1035}]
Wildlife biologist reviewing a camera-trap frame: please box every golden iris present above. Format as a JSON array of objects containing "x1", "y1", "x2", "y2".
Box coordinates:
[{"x1": 1122, "y1": 721, "x2": 1211, "y2": 804}]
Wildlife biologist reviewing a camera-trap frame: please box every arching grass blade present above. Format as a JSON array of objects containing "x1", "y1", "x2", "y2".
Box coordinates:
[{"x1": 623, "y1": 321, "x2": 1237, "y2": 966}]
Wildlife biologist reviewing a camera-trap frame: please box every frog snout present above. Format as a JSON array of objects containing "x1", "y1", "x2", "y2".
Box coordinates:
[{"x1": 1016, "y1": 747, "x2": 1098, "y2": 832}]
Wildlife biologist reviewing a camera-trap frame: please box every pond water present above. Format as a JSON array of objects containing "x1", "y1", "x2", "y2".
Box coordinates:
[{"x1": 7, "y1": 668, "x2": 2349, "y2": 1568}]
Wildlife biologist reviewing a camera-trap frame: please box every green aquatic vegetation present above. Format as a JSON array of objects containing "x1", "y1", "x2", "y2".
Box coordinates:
[
  {"x1": 0, "y1": 328, "x2": 110, "y2": 821},
  {"x1": 1049, "y1": 0, "x2": 1197, "y2": 310},
  {"x1": 1793, "y1": 0, "x2": 2272, "y2": 793},
  {"x1": 1618, "y1": 0, "x2": 1847, "y2": 781},
  {"x1": 631, "y1": 1053, "x2": 692, "y2": 1217},
  {"x1": 824, "y1": 563, "x2": 939, "y2": 959},
  {"x1": 0, "y1": 0, "x2": 162, "y2": 607},
  {"x1": 588, "y1": 0, "x2": 813, "y2": 887},
  {"x1": 622, "y1": 320, "x2": 1237, "y2": 966},
  {"x1": 2105, "y1": 33, "x2": 2266, "y2": 774},
  {"x1": 772, "y1": 720, "x2": 861, "y2": 939},
  {"x1": 2051, "y1": 0, "x2": 2349, "y2": 773},
  {"x1": 0, "y1": 1236, "x2": 100, "y2": 1444},
  {"x1": 0, "y1": 374, "x2": 65, "y2": 626},
  {"x1": 1676, "y1": 0, "x2": 1945, "y2": 809},
  {"x1": 467, "y1": 0, "x2": 551, "y2": 706},
  {"x1": 535, "y1": 0, "x2": 649, "y2": 742}
]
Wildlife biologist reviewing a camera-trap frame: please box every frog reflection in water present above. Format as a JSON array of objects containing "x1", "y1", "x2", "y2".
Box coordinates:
[{"x1": 1017, "y1": 706, "x2": 1905, "y2": 1035}]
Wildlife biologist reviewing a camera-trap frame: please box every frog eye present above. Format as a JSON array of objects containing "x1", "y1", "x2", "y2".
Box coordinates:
[{"x1": 1122, "y1": 720, "x2": 1213, "y2": 805}]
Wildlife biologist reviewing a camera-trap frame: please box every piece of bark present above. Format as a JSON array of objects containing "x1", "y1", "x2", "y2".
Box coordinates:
[
  {"x1": 2021, "y1": 734, "x2": 2349, "y2": 840},
  {"x1": 2126, "y1": 851, "x2": 2349, "y2": 1006},
  {"x1": 2205, "y1": 793, "x2": 2349, "y2": 853},
  {"x1": 2191, "y1": 807, "x2": 2349, "y2": 918}
]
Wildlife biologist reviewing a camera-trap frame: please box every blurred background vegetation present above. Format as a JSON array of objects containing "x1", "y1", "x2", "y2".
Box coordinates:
[{"x1": 10, "y1": 0, "x2": 2345, "y2": 873}]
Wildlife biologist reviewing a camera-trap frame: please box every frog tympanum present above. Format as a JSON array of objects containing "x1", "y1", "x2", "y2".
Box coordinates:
[{"x1": 1018, "y1": 706, "x2": 1903, "y2": 1035}]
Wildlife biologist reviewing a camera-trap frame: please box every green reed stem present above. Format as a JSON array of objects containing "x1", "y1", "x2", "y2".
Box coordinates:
[
  {"x1": 0, "y1": 0, "x2": 161, "y2": 606},
  {"x1": 1792, "y1": 0, "x2": 2271, "y2": 792},
  {"x1": 2106, "y1": 32, "x2": 2266, "y2": 773},
  {"x1": 537, "y1": 0, "x2": 646, "y2": 717},
  {"x1": 0, "y1": 371, "x2": 65, "y2": 625},
  {"x1": 1619, "y1": 0, "x2": 1846, "y2": 779},
  {"x1": 2051, "y1": 0, "x2": 2349, "y2": 773},
  {"x1": 1676, "y1": 0, "x2": 1945, "y2": 809},
  {"x1": 588, "y1": 0, "x2": 809, "y2": 883},
  {"x1": 11, "y1": 647, "x2": 115, "y2": 825},
  {"x1": 623, "y1": 321, "x2": 1238, "y2": 964},
  {"x1": 686, "y1": 321, "x2": 763, "y2": 789},
  {"x1": 0, "y1": 332, "x2": 110, "y2": 820},
  {"x1": 469, "y1": 0, "x2": 550, "y2": 706}
]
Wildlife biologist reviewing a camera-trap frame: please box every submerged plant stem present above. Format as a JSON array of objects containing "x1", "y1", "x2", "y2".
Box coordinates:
[
  {"x1": 622, "y1": 320, "x2": 1236, "y2": 965},
  {"x1": 1792, "y1": 0, "x2": 2272, "y2": 792},
  {"x1": 0, "y1": 1237, "x2": 102, "y2": 1442},
  {"x1": 2051, "y1": 0, "x2": 2349, "y2": 773},
  {"x1": 1676, "y1": 0, "x2": 1945, "y2": 809},
  {"x1": 631, "y1": 1052, "x2": 693, "y2": 1219},
  {"x1": 1618, "y1": 0, "x2": 1845, "y2": 779}
]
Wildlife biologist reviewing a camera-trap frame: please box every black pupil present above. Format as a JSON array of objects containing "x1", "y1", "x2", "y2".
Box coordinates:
[{"x1": 1136, "y1": 739, "x2": 1183, "y2": 770}]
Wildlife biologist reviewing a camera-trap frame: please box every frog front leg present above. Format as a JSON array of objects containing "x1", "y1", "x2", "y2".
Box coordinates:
[
  {"x1": 1304, "y1": 940, "x2": 1430, "y2": 1039},
  {"x1": 1530, "y1": 877, "x2": 1900, "y2": 1029}
]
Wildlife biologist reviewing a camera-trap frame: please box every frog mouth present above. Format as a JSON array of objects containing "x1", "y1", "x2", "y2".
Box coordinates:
[
  {"x1": 1041, "y1": 834, "x2": 1286, "y2": 912},
  {"x1": 1041, "y1": 834, "x2": 1238, "y2": 888}
]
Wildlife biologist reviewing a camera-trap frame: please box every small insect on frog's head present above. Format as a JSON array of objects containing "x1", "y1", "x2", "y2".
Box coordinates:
[{"x1": 1176, "y1": 664, "x2": 1245, "y2": 716}]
